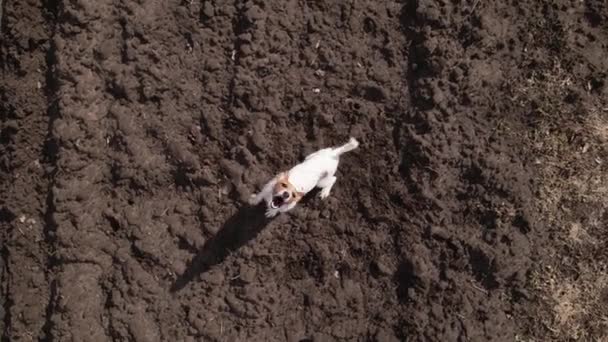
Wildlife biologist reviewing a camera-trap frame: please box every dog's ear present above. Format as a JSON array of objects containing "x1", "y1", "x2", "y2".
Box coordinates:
[
  {"x1": 276, "y1": 172, "x2": 288, "y2": 182},
  {"x1": 286, "y1": 191, "x2": 304, "y2": 204}
]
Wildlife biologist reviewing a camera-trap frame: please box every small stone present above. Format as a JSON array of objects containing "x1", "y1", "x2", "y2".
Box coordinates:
[
  {"x1": 175, "y1": 202, "x2": 192, "y2": 215},
  {"x1": 202, "y1": 2, "x2": 215, "y2": 18},
  {"x1": 238, "y1": 33, "x2": 252, "y2": 42},
  {"x1": 200, "y1": 270, "x2": 224, "y2": 285},
  {"x1": 125, "y1": 207, "x2": 139, "y2": 226},
  {"x1": 172, "y1": 260, "x2": 186, "y2": 275},
  {"x1": 237, "y1": 147, "x2": 255, "y2": 166},
  {"x1": 244, "y1": 5, "x2": 266, "y2": 22},
  {"x1": 205, "y1": 59, "x2": 221, "y2": 71},
  {"x1": 203, "y1": 221, "x2": 221, "y2": 235},
  {"x1": 220, "y1": 159, "x2": 244, "y2": 182},
  {"x1": 430, "y1": 225, "x2": 449, "y2": 240},
  {"x1": 250, "y1": 131, "x2": 266, "y2": 150},
  {"x1": 240, "y1": 44, "x2": 252, "y2": 56},
  {"x1": 225, "y1": 294, "x2": 248, "y2": 317},
  {"x1": 333, "y1": 223, "x2": 346, "y2": 234},
  {"x1": 239, "y1": 264, "x2": 256, "y2": 283},
  {"x1": 373, "y1": 259, "x2": 392, "y2": 276}
]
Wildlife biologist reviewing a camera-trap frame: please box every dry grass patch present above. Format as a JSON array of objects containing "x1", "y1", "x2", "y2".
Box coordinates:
[{"x1": 512, "y1": 60, "x2": 608, "y2": 341}]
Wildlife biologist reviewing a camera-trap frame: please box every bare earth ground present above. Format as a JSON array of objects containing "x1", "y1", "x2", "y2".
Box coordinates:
[{"x1": 1, "y1": 0, "x2": 607, "y2": 341}]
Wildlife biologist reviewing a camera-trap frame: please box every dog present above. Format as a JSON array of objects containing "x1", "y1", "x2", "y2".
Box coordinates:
[{"x1": 249, "y1": 137, "x2": 360, "y2": 218}]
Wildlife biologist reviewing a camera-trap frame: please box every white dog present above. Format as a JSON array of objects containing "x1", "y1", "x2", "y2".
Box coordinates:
[{"x1": 249, "y1": 137, "x2": 360, "y2": 218}]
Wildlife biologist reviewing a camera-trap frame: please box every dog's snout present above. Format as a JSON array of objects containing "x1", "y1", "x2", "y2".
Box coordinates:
[{"x1": 282, "y1": 192, "x2": 289, "y2": 199}]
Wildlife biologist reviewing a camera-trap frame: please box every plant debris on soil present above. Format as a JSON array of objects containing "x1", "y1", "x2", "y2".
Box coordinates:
[{"x1": 1, "y1": 0, "x2": 607, "y2": 341}]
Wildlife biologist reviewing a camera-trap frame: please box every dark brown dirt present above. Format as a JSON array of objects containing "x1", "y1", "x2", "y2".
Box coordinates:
[{"x1": 1, "y1": 0, "x2": 607, "y2": 341}]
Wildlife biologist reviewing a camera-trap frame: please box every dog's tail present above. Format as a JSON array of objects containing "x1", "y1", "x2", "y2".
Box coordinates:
[{"x1": 334, "y1": 137, "x2": 360, "y2": 156}]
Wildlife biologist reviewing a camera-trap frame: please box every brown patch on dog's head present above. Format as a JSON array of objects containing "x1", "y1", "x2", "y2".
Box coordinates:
[{"x1": 270, "y1": 173, "x2": 305, "y2": 208}]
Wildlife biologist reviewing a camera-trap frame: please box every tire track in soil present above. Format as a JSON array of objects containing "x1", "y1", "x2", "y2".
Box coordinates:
[
  {"x1": 57, "y1": 0, "x2": 245, "y2": 340},
  {"x1": 97, "y1": 1, "x2": 238, "y2": 340},
  {"x1": 392, "y1": 0, "x2": 541, "y2": 339},
  {"x1": 44, "y1": 0, "x2": 119, "y2": 339},
  {"x1": 178, "y1": 1, "x2": 414, "y2": 340},
  {"x1": 0, "y1": 1, "x2": 57, "y2": 340}
]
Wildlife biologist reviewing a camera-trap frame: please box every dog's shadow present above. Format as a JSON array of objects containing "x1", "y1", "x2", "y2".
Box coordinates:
[
  {"x1": 170, "y1": 191, "x2": 320, "y2": 292},
  {"x1": 170, "y1": 203, "x2": 269, "y2": 292}
]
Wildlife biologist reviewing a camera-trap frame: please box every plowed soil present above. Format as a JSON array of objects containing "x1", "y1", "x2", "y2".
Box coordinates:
[{"x1": 1, "y1": 0, "x2": 607, "y2": 341}]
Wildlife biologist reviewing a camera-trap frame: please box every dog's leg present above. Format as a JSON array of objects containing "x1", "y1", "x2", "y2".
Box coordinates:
[
  {"x1": 249, "y1": 191, "x2": 265, "y2": 205},
  {"x1": 249, "y1": 193, "x2": 262, "y2": 205},
  {"x1": 317, "y1": 175, "x2": 337, "y2": 199},
  {"x1": 249, "y1": 178, "x2": 277, "y2": 205},
  {"x1": 265, "y1": 207, "x2": 280, "y2": 218},
  {"x1": 279, "y1": 201, "x2": 297, "y2": 213},
  {"x1": 332, "y1": 137, "x2": 359, "y2": 157}
]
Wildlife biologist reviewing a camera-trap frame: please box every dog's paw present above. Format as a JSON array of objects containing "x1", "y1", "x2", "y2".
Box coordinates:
[
  {"x1": 265, "y1": 208, "x2": 279, "y2": 218},
  {"x1": 319, "y1": 188, "x2": 331, "y2": 199}
]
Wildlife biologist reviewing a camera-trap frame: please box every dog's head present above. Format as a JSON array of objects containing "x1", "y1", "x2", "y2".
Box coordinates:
[{"x1": 269, "y1": 173, "x2": 304, "y2": 209}]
